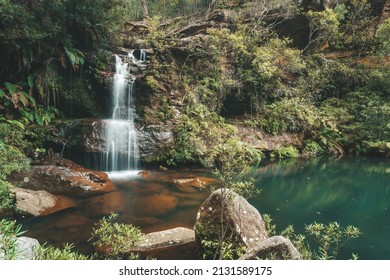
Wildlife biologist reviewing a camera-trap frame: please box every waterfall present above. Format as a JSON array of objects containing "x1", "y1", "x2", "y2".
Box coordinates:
[{"x1": 102, "y1": 53, "x2": 145, "y2": 171}]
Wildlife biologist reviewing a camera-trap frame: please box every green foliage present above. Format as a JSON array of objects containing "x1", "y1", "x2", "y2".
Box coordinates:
[
  {"x1": 377, "y1": 18, "x2": 390, "y2": 55},
  {"x1": 90, "y1": 213, "x2": 143, "y2": 259},
  {"x1": 265, "y1": 215, "x2": 361, "y2": 260},
  {"x1": 0, "y1": 219, "x2": 26, "y2": 260},
  {"x1": 305, "y1": 7, "x2": 344, "y2": 52},
  {"x1": 302, "y1": 141, "x2": 324, "y2": 158},
  {"x1": 34, "y1": 243, "x2": 89, "y2": 260},
  {"x1": 0, "y1": 142, "x2": 30, "y2": 181},
  {"x1": 305, "y1": 222, "x2": 361, "y2": 260},
  {"x1": 0, "y1": 180, "x2": 16, "y2": 215},
  {"x1": 271, "y1": 145, "x2": 300, "y2": 159},
  {"x1": 200, "y1": 237, "x2": 245, "y2": 260}
]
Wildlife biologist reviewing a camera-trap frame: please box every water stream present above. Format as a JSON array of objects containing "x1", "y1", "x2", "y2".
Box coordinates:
[{"x1": 102, "y1": 52, "x2": 145, "y2": 171}]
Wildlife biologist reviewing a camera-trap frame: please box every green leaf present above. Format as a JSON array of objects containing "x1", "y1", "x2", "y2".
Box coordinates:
[
  {"x1": 5, "y1": 82, "x2": 17, "y2": 94},
  {"x1": 0, "y1": 89, "x2": 4, "y2": 98},
  {"x1": 27, "y1": 76, "x2": 34, "y2": 88}
]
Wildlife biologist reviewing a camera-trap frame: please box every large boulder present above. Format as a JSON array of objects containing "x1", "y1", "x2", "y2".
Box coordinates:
[
  {"x1": 239, "y1": 236, "x2": 301, "y2": 260},
  {"x1": 130, "y1": 227, "x2": 197, "y2": 259},
  {"x1": 194, "y1": 188, "x2": 268, "y2": 254},
  {"x1": 0, "y1": 235, "x2": 40, "y2": 260},
  {"x1": 11, "y1": 187, "x2": 76, "y2": 216},
  {"x1": 11, "y1": 160, "x2": 115, "y2": 196}
]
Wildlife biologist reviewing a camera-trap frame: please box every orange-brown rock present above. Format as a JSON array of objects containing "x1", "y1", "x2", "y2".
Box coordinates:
[
  {"x1": 171, "y1": 177, "x2": 219, "y2": 192},
  {"x1": 12, "y1": 164, "x2": 115, "y2": 196}
]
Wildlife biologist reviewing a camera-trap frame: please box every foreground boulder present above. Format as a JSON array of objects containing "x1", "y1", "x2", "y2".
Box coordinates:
[
  {"x1": 0, "y1": 235, "x2": 40, "y2": 260},
  {"x1": 194, "y1": 188, "x2": 268, "y2": 255},
  {"x1": 11, "y1": 157, "x2": 115, "y2": 195},
  {"x1": 11, "y1": 187, "x2": 76, "y2": 217},
  {"x1": 239, "y1": 236, "x2": 301, "y2": 260},
  {"x1": 129, "y1": 227, "x2": 197, "y2": 259}
]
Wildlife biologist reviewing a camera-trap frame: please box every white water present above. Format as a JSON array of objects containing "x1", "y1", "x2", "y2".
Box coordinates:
[{"x1": 103, "y1": 53, "x2": 146, "y2": 171}]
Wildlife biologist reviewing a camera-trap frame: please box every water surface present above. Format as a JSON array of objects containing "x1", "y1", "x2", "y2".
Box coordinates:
[
  {"x1": 249, "y1": 156, "x2": 390, "y2": 259},
  {"x1": 21, "y1": 157, "x2": 389, "y2": 259}
]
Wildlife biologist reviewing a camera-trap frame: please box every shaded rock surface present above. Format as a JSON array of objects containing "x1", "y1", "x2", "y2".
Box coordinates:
[
  {"x1": 195, "y1": 188, "x2": 268, "y2": 252},
  {"x1": 11, "y1": 187, "x2": 76, "y2": 217},
  {"x1": 239, "y1": 236, "x2": 301, "y2": 260},
  {"x1": 11, "y1": 159, "x2": 115, "y2": 195},
  {"x1": 130, "y1": 227, "x2": 197, "y2": 259},
  {"x1": 0, "y1": 235, "x2": 40, "y2": 260},
  {"x1": 50, "y1": 119, "x2": 174, "y2": 164}
]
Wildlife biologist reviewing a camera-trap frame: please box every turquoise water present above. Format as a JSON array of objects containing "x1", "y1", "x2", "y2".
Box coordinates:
[{"x1": 249, "y1": 157, "x2": 390, "y2": 260}]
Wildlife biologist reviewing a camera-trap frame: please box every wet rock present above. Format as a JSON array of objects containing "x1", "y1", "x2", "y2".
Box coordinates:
[
  {"x1": 130, "y1": 227, "x2": 197, "y2": 259},
  {"x1": 0, "y1": 235, "x2": 40, "y2": 260},
  {"x1": 12, "y1": 164, "x2": 115, "y2": 196},
  {"x1": 172, "y1": 177, "x2": 219, "y2": 192},
  {"x1": 137, "y1": 124, "x2": 174, "y2": 162},
  {"x1": 239, "y1": 236, "x2": 301, "y2": 260},
  {"x1": 195, "y1": 188, "x2": 268, "y2": 253},
  {"x1": 135, "y1": 194, "x2": 178, "y2": 216},
  {"x1": 11, "y1": 187, "x2": 76, "y2": 217}
]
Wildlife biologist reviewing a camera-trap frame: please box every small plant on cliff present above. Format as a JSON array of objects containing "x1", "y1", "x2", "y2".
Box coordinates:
[{"x1": 89, "y1": 213, "x2": 143, "y2": 259}]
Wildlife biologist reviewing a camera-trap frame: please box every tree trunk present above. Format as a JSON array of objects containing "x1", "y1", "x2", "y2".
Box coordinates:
[{"x1": 140, "y1": 0, "x2": 149, "y2": 19}]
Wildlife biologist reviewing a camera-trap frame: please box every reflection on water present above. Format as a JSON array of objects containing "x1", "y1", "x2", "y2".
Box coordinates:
[
  {"x1": 20, "y1": 157, "x2": 389, "y2": 259},
  {"x1": 249, "y1": 156, "x2": 390, "y2": 260}
]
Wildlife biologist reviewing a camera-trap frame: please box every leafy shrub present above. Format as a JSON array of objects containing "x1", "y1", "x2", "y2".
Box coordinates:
[
  {"x1": 302, "y1": 141, "x2": 324, "y2": 158},
  {"x1": 271, "y1": 145, "x2": 300, "y2": 159},
  {"x1": 34, "y1": 243, "x2": 89, "y2": 260},
  {"x1": 264, "y1": 216, "x2": 361, "y2": 260},
  {"x1": 90, "y1": 213, "x2": 143, "y2": 259}
]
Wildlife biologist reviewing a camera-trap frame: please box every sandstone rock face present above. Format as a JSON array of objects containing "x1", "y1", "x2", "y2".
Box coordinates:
[
  {"x1": 12, "y1": 165, "x2": 115, "y2": 195},
  {"x1": 130, "y1": 227, "x2": 197, "y2": 259},
  {"x1": 239, "y1": 236, "x2": 301, "y2": 260},
  {"x1": 0, "y1": 235, "x2": 40, "y2": 260},
  {"x1": 195, "y1": 188, "x2": 268, "y2": 252},
  {"x1": 11, "y1": 187, "x2": 76, "y2": 216},
  {"x1": 238, "y1": 125, "x2": 303, "y2": 152}
]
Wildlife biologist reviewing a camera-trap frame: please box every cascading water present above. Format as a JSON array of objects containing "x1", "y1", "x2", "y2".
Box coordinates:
[{"x1": 102, "y1": 51, "x2": 146, "y2": 171}]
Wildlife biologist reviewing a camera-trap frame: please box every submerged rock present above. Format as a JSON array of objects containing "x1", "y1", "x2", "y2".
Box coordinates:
[
  {"x1": 134, "y1": 194, "x2": 178, "y2": 216},
  {"x1": 194, "y1": 188, "x2": 268, "y2": 253},
  {"x1": 130, "y1": 227, "x2": 197, "y2": 259},
  {"x1": 85, "y1": 191, "x2": 126, "y2": 217},
  {"x1": 239, "y1": 236, "x2": 301, "y2": 260}
]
